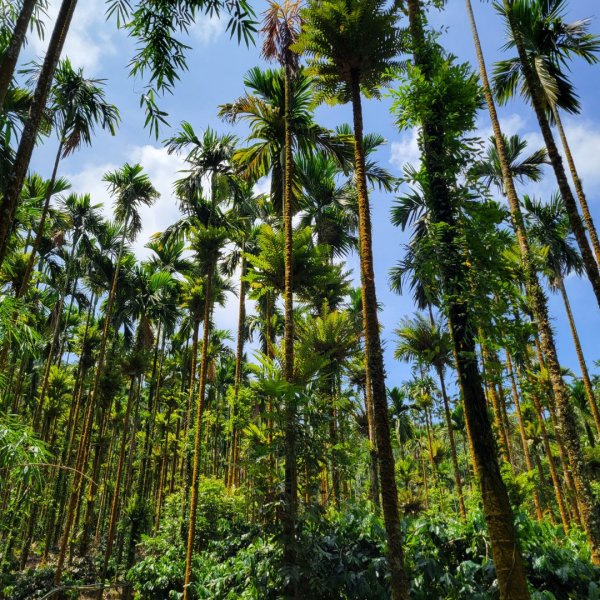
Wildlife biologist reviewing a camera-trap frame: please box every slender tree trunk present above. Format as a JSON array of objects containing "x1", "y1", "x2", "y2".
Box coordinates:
[
  {"x1": 557, "y1": 276, "x2": 600, "y2": 437},
  {"x1": 505, "y1": 350, "x2": 543, "y2": 521},
  {"x1": 282, "y1": 64, "x2": 298, "y2": 590},
  {"x1": 0, "y1": 0, "x2": 38, "y2": 108},
  {"x1": 183, "y1": 265, "x2": 213, "y2": 600},
  {"x1": 54, "y1": 215, "x2": 127, "y2": 585},
  {"x1": 0, "y1": 0, "x2": 78, "y2": 266},
  {"x1": 180, "y1": 319, "x2": 200, "y2": 497},
  {"x1": 470, "y1": 0, "x2": 600, "y2": 563},
  {"x1": 364, "y1": 374, "x2": 381, "y2": 510},
  {"x1": 18, "y1": 142, "x2": 64, "y2": 298},
  {"x1": 437, "y1": 366, "x2": 466, "y2": 519},
  {"x1": 407, "y1": 3, "x2": 530, "y2": 597},
  {"x1": 100, "y1": 375, "x2": 137, "y2": 588},
  {"x1": 528, "y1": 381, "x2": 571, "y2": 533},
  {"x1": 501, "y1": 0, "x2": 600, "y2": 307},
  {"x1": 229, "y1": 260, "x2": 246, "y2": 489},
  {"x1": 480, "y1": 338, "x2": 512, "y2": 466},
  {"x1": 350, "y1": 73, "x2": 409, "y2": 600},
  {"x1": 552, "y1": 107, "x2": 600, "y2": 268}
]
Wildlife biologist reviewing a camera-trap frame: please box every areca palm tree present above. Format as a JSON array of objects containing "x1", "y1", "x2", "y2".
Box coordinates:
[
  {"x1": 54, "y1": 163, "x2": 158, "y2": 586},
  {"x1": 494, "y1": 0, "x2": 600, "y2": 307},
  {"x1": 294, "y1": 1, "x2": 409, "y2": 597},
  {"x1": 18, "y1": 59, "x2": 119, "y2": 298},
  {"x1": 524, "y1": 193, "x2": 600, "y2": 438},
  {"x1": 0, "y1": 0, "x2": 79, "y2": 267},
  {"x1": 183, "y1": 223, "x2": 229, "y2": 600},
  {"x1": 494, "y1": 0, "x2": 600, "y2": 267},
  {"x1": 400, "y1": 2, "x2": 530, "y2": 597},
  {"x1": 394, "y1": 313, "x2": 466, "y2": 519},
  {"x1": 466, "y1": 0, "x2": 600, "y2": 563},
  {"x1": 0, "y1": 0, "x2": 46, "y2": 108},
  {"x1": 470, "y1": 133, "x2": 547, "y2": 192},
  {"x1": 296, "y1": 305, "x2": 358, "y2": 507}
]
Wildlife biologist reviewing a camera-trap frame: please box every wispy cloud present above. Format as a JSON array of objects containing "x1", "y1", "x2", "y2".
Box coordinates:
[
  {"x1": 29, "y1": 0, "x2": 116, "y2": 73},
  {"x1": 191, "y1": 14, "x2": 225, "y2": 46}
]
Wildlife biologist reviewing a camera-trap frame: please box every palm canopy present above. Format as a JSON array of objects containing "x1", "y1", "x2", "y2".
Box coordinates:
[
  {"x1": 523, "y1": 192, "x2": 583, "y2": 286},
  {"x1": 394, "y1": 313, "x2": 453, "y2": 373},
  {"x1": 58, "y1": 193, "x2": 104, "y2": 254},
  {"x1": 49, "y1": 58, "x2": 120, "y2": 156},
  {"x1": 261, "y1": 0, "x2": 302, "y2": 73},
  {"x1": 494, "y1": 0, "x2": 600, "y2": 116},
  {"x1": 244, "y1": 224, "x2": 343, "y2": 303},
  {"x1": 219, "y1": 67, "x2": 348, "y2": 213},
  {"x1": 293, "y1": 0, "x2": 406, "y2": 103},
  {"x1": 165, "y1": 123, "x2": 238, "y2": 205},
  {"x1": 103, "y1": 163, "x2": 159, "y2": 240},
  {"x1": 296, "y1": 151, "x2": 357, "y2": 256},
  {"x1": 470, "y1": 133, "x2": 548, "y2": 193}
]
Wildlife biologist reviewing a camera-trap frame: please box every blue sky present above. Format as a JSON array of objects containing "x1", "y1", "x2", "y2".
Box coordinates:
[{"x1": 23, "y1": 0, "x2": 600, "y2": 395}]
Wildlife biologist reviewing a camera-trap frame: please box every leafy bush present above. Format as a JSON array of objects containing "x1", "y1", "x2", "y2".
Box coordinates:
[
  {"x1": 129, "y1": 497, "x2": 600, "y2": 600},
  {"x1": 127, "y1": 478, "x2": 247, "y2": 599},
  {"x1": 2, "y1": 557, "x2": 97, "y2": 600}
]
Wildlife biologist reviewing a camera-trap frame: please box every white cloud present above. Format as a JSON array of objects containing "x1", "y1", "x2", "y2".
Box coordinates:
[
  {"x1": 64, "y1": 145, "x2": 186, "y2": 257},
  {"x1": 191, "y1": 14, "x2": 225, "y2": 45},
  {"x1": 127, "y1": 145, "x2": 187, "y2": 257},
  {"x1": 552, "y1": 119, "x2": 600, "y2": 191},
  {"x1": 389, "y1": 128, "x2": 420, "y2": 171},
  {"x1": 253, "y1": 176, "x2": 271, "y2": 196},
  {"x1": 30, "y1": 0, "x2": 115, "y2": 73}
]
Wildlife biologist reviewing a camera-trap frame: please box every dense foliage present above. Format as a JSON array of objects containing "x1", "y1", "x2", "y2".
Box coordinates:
[{"x1": 2, "y1": 0, "x2": 600, "y2": 598}]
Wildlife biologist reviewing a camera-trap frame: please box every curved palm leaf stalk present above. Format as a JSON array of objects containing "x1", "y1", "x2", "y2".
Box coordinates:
[
  {"x1": 466, "y1": 0, "x2": 600, "y2": 563},
  {"x1": 499, "y1": 0, "x2": 600, "y2": 307},
  {"x1": 0, "y1": 0, "x2": 78, "y2": 266}
]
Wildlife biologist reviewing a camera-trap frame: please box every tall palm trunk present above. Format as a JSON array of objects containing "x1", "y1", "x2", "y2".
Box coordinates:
[
  {"x1": 0, "y1": 0, "x2": 38, "y2": 107},
  {"x1": 364, "y1": 371, "x2": 381, "y2": 509},
  {"x1": 436, "y1": 366, "x2": 466, "y2": 519},
  {"x1": 54, "y1": 213, "x2": 127, "y2": 585},
  {"x1": 501, "y1": 0, "x2": 600, "y2": 307},
  {"x1": 183, "y1": 265, "x2": 213, "y2": 600},
  {"x1": 180, "y1": 318, "x2": 200, "y2": 494},
  {"x1": 556, "y1": 276, "x2": 600, "y2": 437},
  {"x1": 282, "y1": 64, "x2": 298, "y2": 585},
  {"x1": 100, "y1": 375, "x2": 136, "y2": 589},
  {"x1": 527, "y1": 378, "x2": 570, "y2": 532},
  {"x1": 552, "y1": 106, "x2": 600, "y2": 267},
  {"x1": 468, "y1": 0, "x2": 600, "y2": 564},
  {"x1": 505, "y1": 350, "x2": 543, "y2": 521},
  {"x1": 18, "y1": 141, "x2": 64, "y2": 298},
  {"x1": 407, "y1": 2, "x2": 529, "y2": 597},
  {"x1": 350, "y1": 73, "x2": 409, "y2": 600},
  {"x1": 480, "y1": 338, "x2": 512, "y2": 466},
  {"x1": 0, "y1": 0, "x2": 78, "y2": 266},
  {"x1": 139, "y1": 323, "x2": 164, "y2": 500},
  {"x1": 229, "y1": 259, "x2": 247, "y2": 489}
]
